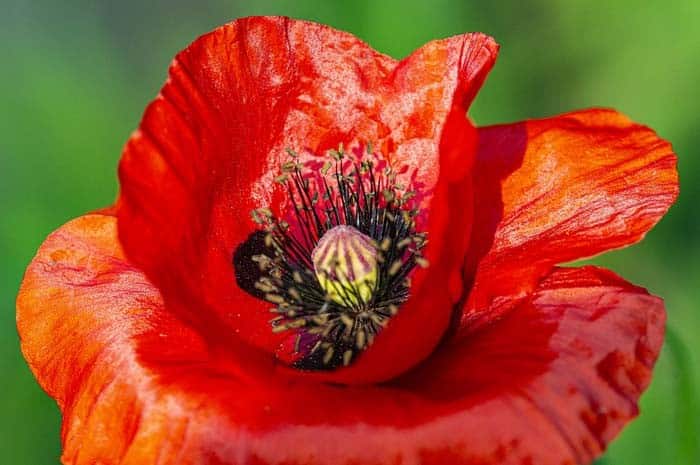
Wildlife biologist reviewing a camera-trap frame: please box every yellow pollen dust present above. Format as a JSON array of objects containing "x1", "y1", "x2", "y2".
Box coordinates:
[{"x1": 311, "y1": 225, "x2": 378, "y2": 307}]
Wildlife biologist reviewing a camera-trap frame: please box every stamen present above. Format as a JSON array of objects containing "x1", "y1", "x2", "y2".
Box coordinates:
[{"x1": 247, "y1": 145, "x2": 429, "y2": 370}]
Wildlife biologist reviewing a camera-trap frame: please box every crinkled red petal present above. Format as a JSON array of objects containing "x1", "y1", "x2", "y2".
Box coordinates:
[
  {"x1": 117, "y1": 16, "x2": 499, "y2": 382},
  {"x1": 463, "y1": 108, "x2": 678, "y2": 330},
  {"x1": 397, "y1": 265, "x2": 665, "y2": 465},
  {"x1": 18, "y1": 215, "x2": 663, "y2": 464}
]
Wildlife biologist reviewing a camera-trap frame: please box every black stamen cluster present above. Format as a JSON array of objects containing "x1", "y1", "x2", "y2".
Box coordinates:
[{"x1": 250, "y1": 146, "x2": 427, "y2": 370}]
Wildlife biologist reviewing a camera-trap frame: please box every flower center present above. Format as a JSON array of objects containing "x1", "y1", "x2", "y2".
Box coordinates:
[
  {"x1": 248, "y1": 145, "x2": 428, "y2": 369},
  {"x1": 312, "y1": 225, "x2": 378, "y2": 307}
]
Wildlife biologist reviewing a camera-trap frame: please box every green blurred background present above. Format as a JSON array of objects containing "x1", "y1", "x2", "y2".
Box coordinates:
[{"x1": 1, "y1": 1, "x2": 697, "y2": 463}]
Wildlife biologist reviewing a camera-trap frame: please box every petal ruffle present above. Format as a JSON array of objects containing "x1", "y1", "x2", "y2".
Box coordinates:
[
  {"x1": 463, "y1": 108, "x2": 678, "y2": 328},
  {"x1": 398, "y1": 265, "x2": 665, "y2": 465},
  {"x1": 116, "y1": 16, "x2": 499, "y2": 381},
  {"x1": 18, "y1": 215, "x2": 663, "y2": 464}
]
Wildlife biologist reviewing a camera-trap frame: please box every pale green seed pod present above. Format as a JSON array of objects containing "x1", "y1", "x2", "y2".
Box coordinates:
[{"x1": 311, "y1": 225, "x2": 378, "y2": 306}]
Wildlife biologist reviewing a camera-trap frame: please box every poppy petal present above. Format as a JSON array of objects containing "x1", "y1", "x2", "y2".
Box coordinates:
[
  {"x1": 116, "y1": 16, "x2": 499, "y2": 380},
  {"x1": 18, "y1": 218, "x2": 662, "y2": 464},
  {"x1": 397, "y1": 265, "x2": 665, "y2": 465},
  {"x1": 464, "y1": 108, "x2": 678, "y2": 328},
  {"x1": 17, "y1": 215, "x2": 269, "y2": 463}
]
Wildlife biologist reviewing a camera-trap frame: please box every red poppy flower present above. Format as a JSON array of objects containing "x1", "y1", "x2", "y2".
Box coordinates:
[{"x1": 17, "y1": 16, "x2": 678, "y2": 465}]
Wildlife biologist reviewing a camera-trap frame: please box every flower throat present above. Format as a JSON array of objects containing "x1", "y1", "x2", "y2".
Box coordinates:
[{"x1": 248, "y1": 146, "x2": 428, "y2": 370}]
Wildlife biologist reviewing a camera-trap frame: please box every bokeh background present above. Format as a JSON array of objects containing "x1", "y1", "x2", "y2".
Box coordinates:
[{"x1": 1, "y1": 1, "x2": 697, "y2": 463}]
